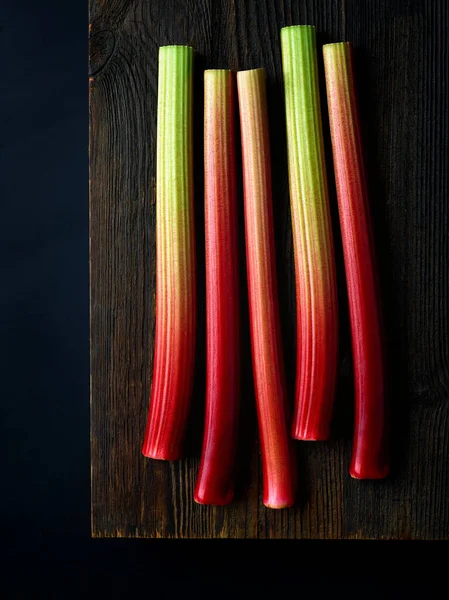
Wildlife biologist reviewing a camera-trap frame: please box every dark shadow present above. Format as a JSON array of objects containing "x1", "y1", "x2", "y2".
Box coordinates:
[
  {"x1": 316, "y1": 31, "x2": 355, "y2": 441},
  {"x1": 233, "y1": 75, "x2": 258, "y2": 500},
  {"x1": 184, "y1": 51, "x2": 208, "y2": 458},
  {"x1": 265, "y1": 70, "x2": 296, "y2": 413},
  {"x1": 292, "y1": 438, "x2": 309, "y2": 511},
  {"x1": 352, "y1": 47, "x2": 409, "y2": 476}
]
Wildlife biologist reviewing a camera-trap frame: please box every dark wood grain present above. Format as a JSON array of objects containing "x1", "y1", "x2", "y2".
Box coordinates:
[{"x1": 89, "y1": 0, "x2": 449, "y2": 539}]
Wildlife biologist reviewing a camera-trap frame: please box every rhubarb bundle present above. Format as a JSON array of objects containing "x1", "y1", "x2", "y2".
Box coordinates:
[
  {"x1": 281, "y1": 26, "x2": 339, "y2": 441},
  {"x1": 194, "y1": 70, "x2": 240, "y2": 505},
  {"x1": 323, "y1": 42, "x2": 389, "y2": 479},
  {"x1": 142, "y1": 45, "x2": 196, "y2": 460},
  {"x1": 142, "y1": 32, "x2": 390, "y2": 502},
  {"x1": 237, "y1": 68, "x2": 296, "y2": 509}
]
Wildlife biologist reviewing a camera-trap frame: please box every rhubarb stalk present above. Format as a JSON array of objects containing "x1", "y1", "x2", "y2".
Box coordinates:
[
  {"x1": 323, "y1": 42, "x2": 389, "y2": 478},
  {"x1": 194, "y1": 70, "x2": 240, "y2": 505},
  {"x1": 280, "y1": 26, "x2": 339, "y2": 440},
  {"x1": 142, "y1": 45, "x2": 196, "y2": 460},
  {"x1": 237, "y1": 68, "x2": 296, "y2": 508}
]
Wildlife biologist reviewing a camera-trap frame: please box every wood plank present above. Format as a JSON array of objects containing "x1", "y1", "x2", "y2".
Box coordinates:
[{"x1": 89, "y1": 0, "x2": 449, "y2": 539}]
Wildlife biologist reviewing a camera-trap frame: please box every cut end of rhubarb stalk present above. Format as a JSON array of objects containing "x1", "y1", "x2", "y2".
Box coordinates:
[
  {"x1": 280, "y1": 25, "x2": 317, "y2": 55},
  {"x1": 263, "y1": 485, "x2": 296, "y2": 509},
  {"x1": 142, "y1": 44, "x2": 196, "y2": 462},
  {"x1": 323, "y1": 41, "x2": 388, "y2": 480},
  {"x1": 349, "y1": 466, "x2": 390, "y2": 480},
  {"x1": 350, "y1": 444, "x2": 390, "y2": 479},
  {"x1": 237, "y1": 67, "x2": 297, "y2": 510},
  {"x1": 142, "y1": 447, "x2": 183, "y2": 461},
  {"x1": 281, "y1": 25, "x2": 339, "y2": 444},
  {"x1": 193, "y1": 487, "x2": 234, "y2": 506},
  {"x1": 159, "y1": 44, "x2": 194, "y2": 53},
  {"x1": 323, "y1": 42, "x2": 351, "y2": 53},
  {"x1": 281, "y1": 24, "x2": 315, "y2": 33},
  {"x1": 237, "y1": 67, "x2": 265, "y2": 74}
]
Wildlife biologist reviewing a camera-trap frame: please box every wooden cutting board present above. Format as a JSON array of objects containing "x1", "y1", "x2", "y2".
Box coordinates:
[{"x1": 89, "y1": 0, "x2": 449, "y2": 539}]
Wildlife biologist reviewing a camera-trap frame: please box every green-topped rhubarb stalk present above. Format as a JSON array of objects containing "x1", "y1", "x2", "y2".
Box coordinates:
[
  {"x1": 237, "y1": 68, "x2": 296, "y2": 509},
  {"x1": 281, "y1": 26, "x2": 339, "y2": 441},
  {"x1": 194, "y1": 70, "x2": 240, "y2": 505},
  {"x1": 323, "y1": 42, "x2": 389, "y2": 479},
  {"x1": 142, "y1": 45, "x2": 196, "y2": 460}
]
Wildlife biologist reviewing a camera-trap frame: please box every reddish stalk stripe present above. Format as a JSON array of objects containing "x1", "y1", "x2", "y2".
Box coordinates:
[
  {"x1": 194, "y1": 70, "x2": 240, "y2": 505},
  {"x1": 237, "y1": 68, "x2": 296, "y2": 509},
  {"x1": 142, "y1": 46, "x2": 196, "y2": 461},
  {"x1": 323, "y1": 42, "x2": 389, "y2": 479}
]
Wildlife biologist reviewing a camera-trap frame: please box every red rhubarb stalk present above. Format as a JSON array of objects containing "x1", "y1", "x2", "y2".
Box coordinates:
[
  {"x1": 142, "y1": 45, "x2": 196, "y2": 460},
  {"x1": 194, "y1": 70, "x2": 240, "y2": 505},
  {"x1": 323, "y1": 42, "x2": 389, "y2": 478},
  {"x1": 280, "y1": 25, "x2": 339, "y2": 441},
  {"x1": 237, "y1": 68, "x2": 296, "y2": 508}
]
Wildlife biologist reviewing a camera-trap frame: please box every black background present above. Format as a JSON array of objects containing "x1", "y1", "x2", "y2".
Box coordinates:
[{"x1": 1, "y1": 1, "x2": 444, "y2": 596}]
